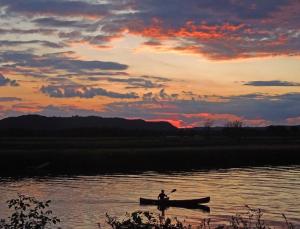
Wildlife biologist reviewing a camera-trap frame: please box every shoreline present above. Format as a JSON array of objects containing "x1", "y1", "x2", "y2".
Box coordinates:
[{"x1": 1, "y1": 140, "x2": 300, "y2": 175}]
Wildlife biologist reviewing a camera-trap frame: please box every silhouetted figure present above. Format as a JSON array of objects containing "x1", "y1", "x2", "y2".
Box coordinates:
[{"x1": 158, "y1": 190, "x2": 168, "y2": 201}]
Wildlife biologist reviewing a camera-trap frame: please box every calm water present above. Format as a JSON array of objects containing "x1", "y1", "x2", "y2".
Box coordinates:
[{"x1": 0, "y1": 166, "x2": 299, "y2": 228}]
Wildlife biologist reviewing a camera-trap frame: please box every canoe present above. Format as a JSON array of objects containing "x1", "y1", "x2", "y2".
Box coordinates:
[{"x1": 139, "y1": 196, "x2": 210, "y2": 207}]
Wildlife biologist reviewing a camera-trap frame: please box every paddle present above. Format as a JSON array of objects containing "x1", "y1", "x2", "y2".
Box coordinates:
[{"x1": 168, "y1": 189, "x2": 177, "y2": 195}]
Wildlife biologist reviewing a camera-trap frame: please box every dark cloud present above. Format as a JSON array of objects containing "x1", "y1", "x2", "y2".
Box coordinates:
[
  {"x1": 0, "y1": 51, "x2": 128, "y2": 77},
  {"x1": 46, "y1": 77, "x2": 77, "y2": 85},
  {"x1": 0, "y1": 28, "x2": 55, "y2": 35},
  {"x1": 0, "y1": 66, "x2": 49, "y2": 79},
  {"x1": 58, "y1": 31, "x2": 123, "y2": 47},
  {"x1": 0, "y1": 97, "x2": 22, "y2": 102},
  {"x1": 60, "y1": 71, "x2": 129, "y2": 78},
  {"x1": 128, "y1": 0, "x2": 289, "y2": 23},
  {"x1": 140, "y1": 75, "x2": 171, "y2": 82},
  {"x1": 41, "y1": 84, "x2": 139, "y2": 99},
  {"x1": 143, "y1": 40, "x2": 162, "y2": 46},
  {"x1": 124, "y1": 79, "x2": 163, "y2": 89},
  {"x1": 58, "y1": 31, "x2": 82, "y2": 39},
  {"x1": 244, "y1": 80, "x2": 300, "y2": 87},
  {"x1": 0, "y1": 0, "x2": 112, "y2": 18},
  {"x1": 33, "y1": 17, "x2": 94, "y2": 28},
  {"x1": 0, "y1": 40, "x2": 65, "y2": 48},
  {"x1": 80, "y1": 34, "x2": 120, "y2": 46},
  {"x1": 0, "y1": 73, "x2": 19, "y2": 86},
  {"x1": 87, "y1": 76, "x2": 167, "y2": 89}
]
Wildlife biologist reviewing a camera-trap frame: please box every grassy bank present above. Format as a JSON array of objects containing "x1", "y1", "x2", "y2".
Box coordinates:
[{"x1": 0, "y1": 136, "x2": 299, "y2": 175}]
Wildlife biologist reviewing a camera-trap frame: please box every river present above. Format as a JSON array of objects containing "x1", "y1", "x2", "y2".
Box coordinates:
[{"x1": 0, "y1": 166, "x2": 299, "y2": 228}]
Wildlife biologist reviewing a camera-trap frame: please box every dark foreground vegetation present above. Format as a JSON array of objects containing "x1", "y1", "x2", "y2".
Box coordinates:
[
  {"x1": 105, "y1": 208, "x2": 295, "y2": 229},
  {"x1": 0, "y1": 115, "x2": 300, "y2": 175},
  {"x1": 0, "y1": 195, "x2": 295, "y2": 229},
  {"x1": 0, "y1": 194, "x2": 60, "y2": 229}
]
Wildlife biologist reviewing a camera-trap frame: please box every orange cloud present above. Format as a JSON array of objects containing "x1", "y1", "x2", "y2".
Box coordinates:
[
  {"x1": 183, "y1": 112, "x2": 241, "y2": 121},
  {"x1": 131, "y1": 19, "x2": 244, "y2": 41},
  {"x1": 174, "y1": 21, "x2": 245, "y2": 39}
]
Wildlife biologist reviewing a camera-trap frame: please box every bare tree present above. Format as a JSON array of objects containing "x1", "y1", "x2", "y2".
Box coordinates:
[
  {"x1": 225, "y1": 120, "x2": 243, "y2": 142},
  {"x1": 226, "y1": 120, "x2": 243, "y2": 128}
]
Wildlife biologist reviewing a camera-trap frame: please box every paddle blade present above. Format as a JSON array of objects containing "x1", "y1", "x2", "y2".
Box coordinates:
[{"x1": 171, "y1": 189, "x2": 177, "y2": 193}]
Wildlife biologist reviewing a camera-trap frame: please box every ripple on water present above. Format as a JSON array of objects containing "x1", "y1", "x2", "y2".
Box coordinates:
[{"x1": 0, "y1": 166, "x2": 299, "y2": 229}]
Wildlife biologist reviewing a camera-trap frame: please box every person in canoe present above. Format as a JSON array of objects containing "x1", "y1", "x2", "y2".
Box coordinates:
[{"x1": 158, "y1": 190, "x2": 168, "y2": 201}]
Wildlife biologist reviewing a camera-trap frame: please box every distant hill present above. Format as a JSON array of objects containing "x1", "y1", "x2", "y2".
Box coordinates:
[
  {"x1": 1, "y1": 115, "x2": 299, "y2": 138},
  {"x1": 0, "y1": 115, "x2": 176, "y2": 134}
]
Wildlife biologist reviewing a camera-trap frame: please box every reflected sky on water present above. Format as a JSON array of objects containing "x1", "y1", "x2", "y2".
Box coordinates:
[{"x1": 0, "y1": 166, "x2": 299, "y2": 228}]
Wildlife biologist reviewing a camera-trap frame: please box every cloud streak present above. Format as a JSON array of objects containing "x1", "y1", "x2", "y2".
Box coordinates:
[
  {"x1": 0, "y1": 0, "x2": 112, "y2": 18},
  {"x1": 0, "y1": 51, "x2": 128, "y2": 78},
  {"x1": 0, "y1": 28, "x2": 55, "y2": 35},
  {"x1": 0, "y1": 97, "x2": 22, "y2": 102},
  {"x1": 33, "y1": 17, "x2": 94, "y2": 28},
  {"x1": 244, "y1": 80, "x2": 300, "y2": 87},
  {"x1": 41, "y1": 84, "x2": 139, "y2": 99},
  {"x1": 87, "y1": 76, "x2": 167, "y2": 89},
  {"x1": 0, "y1": 40, "x2": 65, "y2": 48}
]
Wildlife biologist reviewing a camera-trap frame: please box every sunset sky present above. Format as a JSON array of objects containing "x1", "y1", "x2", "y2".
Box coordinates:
[{"x1": 0, "y1": 0, "x2": 300, "y2": 127}]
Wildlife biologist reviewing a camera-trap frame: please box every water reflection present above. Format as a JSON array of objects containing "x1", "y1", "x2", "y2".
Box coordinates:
[{"x1": 0, "y1": 166, "x2": 299, "y2": 229}]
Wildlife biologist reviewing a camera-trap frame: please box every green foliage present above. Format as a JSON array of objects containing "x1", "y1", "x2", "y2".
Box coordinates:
[{"x1": 0, "y1": 194, "x2": 60, "y2": 229}]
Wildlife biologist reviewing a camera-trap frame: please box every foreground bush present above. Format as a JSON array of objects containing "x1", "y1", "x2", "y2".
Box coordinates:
[
  {"x1": 105, "y1": 206, "x2": 294, "y2": 229},
  {"x1": 0, "y1": 194, "x2": 60, "y2": 229}
]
